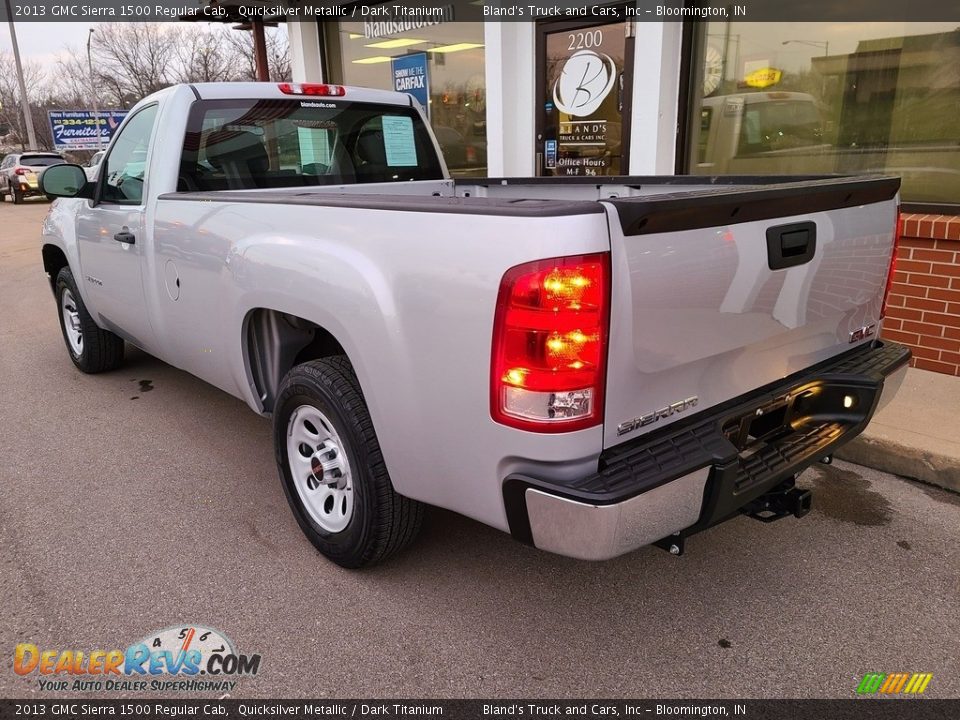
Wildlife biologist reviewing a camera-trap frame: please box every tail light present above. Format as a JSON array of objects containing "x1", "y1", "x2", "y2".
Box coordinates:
[
  {"x1": 880, "y1": 208, "x2": 902, "y2": 319},
  {"x1": 491, "y1": 253, "x2": 610, "y2": 432},
  {"x1": 278, "y1": 83, "x2": 346, "y2": 97},
  {"x1": 14, "y1": 167, "x2": 26, "y2": 175},
  {"x1": 466, "y1": 145, "x2": 477, "y2": 164}
]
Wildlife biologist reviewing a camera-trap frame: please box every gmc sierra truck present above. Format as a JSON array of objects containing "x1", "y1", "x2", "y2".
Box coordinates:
[{"x1": 39, "y1": 82, "x2": 909, "y2": 568}]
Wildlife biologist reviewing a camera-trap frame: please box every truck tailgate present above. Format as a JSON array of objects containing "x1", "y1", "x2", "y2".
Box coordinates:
[{"x1": 600, "y1": 177, "x2": 899, "y2": 449}]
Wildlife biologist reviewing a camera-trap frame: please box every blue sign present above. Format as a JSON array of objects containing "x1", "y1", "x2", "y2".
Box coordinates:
[
  {"x1": 391, "y1": 53, "x2": 430, "y2": 118},
  {"x1": 47, "y1": 110, "x2": 129, "y2": 151}
]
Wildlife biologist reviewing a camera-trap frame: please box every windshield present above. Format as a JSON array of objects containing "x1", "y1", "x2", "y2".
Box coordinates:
[
  {"x1": 178, "y1": 99, "x2": 444, "y2": 191},
  {"x1": 21, "y1": 155, "x2": 63, "y2": 167},
  {"x1": 737, "y1": 100, "x2": 824, "y2": 155}
]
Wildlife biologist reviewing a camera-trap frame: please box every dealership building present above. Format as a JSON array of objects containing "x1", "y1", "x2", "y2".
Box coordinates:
[{"x1": 247, "y1": 8, "x2": 960, "y2": 374}]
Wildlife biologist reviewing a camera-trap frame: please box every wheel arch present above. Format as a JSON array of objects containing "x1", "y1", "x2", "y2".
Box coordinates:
[
  {"x1": 41, "y1": 244, "x2": 70, "y2": 294},
  {"x1": 243, "y1": 308, "x2": 349, "y2": 414}
]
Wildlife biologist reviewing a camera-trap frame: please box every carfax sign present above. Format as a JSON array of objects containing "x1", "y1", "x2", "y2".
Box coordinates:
[
  {"x1": 390, "y1": 53, "x2": 430, "y2": 118},
  {"x1": 47, "y1": 110, "x2": 128, "y2": 151}
]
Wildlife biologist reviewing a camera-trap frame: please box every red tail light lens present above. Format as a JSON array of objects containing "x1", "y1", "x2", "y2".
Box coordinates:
[
  {"x1": 14, "y1": 167, "x2": 26, "y2": 175},
  {"x1": 278, "y1": 83, "x2": 346, "y2": 97},
  {"x1": 491, "y1": 253, "x2": 610, "y2": 432},
  {"x1": 881, "y1": 208, "x2": 902, "y2": 320}
]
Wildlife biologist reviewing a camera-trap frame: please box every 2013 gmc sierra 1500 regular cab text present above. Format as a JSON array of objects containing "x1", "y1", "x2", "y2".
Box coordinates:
[{"x1": 38, "y1": 82, "x2": 909, "y2": 567}]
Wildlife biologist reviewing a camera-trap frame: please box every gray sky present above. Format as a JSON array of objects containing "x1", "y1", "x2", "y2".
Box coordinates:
[{"x1": 2, "y1": 22, "x2": 110, "y2": 67}]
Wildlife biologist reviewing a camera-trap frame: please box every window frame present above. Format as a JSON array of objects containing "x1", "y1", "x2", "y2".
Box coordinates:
[
  {"x1": 675, "y1": 19, "x2": 960, "y2": 215},
  {"x1": 94, "y1": 102, "x2": 159, "y2": 207}
]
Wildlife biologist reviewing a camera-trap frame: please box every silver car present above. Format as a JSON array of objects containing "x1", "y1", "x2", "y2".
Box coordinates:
[{"x1": 1, "y1": 151, "x2": 65, "y2": 203}]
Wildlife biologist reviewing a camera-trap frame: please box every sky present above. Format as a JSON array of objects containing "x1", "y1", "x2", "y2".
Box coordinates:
[{"x1": 0, "y1": 20, "x2": 245, "y2": 70}]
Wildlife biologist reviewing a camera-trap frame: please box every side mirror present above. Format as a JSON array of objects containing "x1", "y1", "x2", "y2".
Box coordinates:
[{"x1": 40, "y1": 164, "x2": 91, "y2": 199}]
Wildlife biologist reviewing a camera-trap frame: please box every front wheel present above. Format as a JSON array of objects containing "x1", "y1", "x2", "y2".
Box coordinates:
[
  {"x1": 55, "y1": 267, "x2": 125, "y2": 373},
  {"x1": 273, "y1": 357, "x2": 424, "y2": 568}
]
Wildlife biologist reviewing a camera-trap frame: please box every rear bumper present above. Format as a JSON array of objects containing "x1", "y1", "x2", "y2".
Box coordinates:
[{"x1": 503, "y1": 341, "x2": 911, "y2": 560}]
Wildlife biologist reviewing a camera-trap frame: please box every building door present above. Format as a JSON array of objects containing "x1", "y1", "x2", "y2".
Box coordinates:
[{"x1": 536, "y1": 16, "x2": 635, "y2": 177}]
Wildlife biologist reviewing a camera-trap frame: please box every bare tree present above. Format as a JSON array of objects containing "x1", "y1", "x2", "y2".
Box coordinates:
[
  {"x1": 172, "y1": 27, "x2": 238, "y2": 83},
  {"x1": 223, "y1": 26, "x2": 292, "y2": 82},
  {"x1": 0, "y1": 51, "x2": 48, "y2": 150},
  {"x1": 89, "y1": 23, "x2": 177, "y2": 106}
]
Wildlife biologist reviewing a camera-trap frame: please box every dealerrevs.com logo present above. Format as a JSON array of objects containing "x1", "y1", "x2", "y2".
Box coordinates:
[{"x1": 14, "y1": 625, "x2": 261, "y2": 693}]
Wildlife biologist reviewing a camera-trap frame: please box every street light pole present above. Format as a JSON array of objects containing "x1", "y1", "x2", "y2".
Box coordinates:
[
  {"x1": 86, "y1": 27, "x2": 103, "y2": 151},
  {"x1": 4, "y1": 0, "x2": 38, "y2": 151}
]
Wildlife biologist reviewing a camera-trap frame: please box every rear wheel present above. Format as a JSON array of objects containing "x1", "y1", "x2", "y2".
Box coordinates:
[
  {"x1": 55, "y1": 267, "x2": 124, "y2": 373},
  {"x1": 11, "y1": 184, "x2": 22, "y2": 204},
  {"x1": 273, "y1": 357, "x2": 424, "y2": 568}
]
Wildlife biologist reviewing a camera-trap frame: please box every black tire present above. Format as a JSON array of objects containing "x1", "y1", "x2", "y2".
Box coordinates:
[
  {"x1": 11, "y1": 184, "x2": 22, "y2": 204},
  {"x1": 55, "y1": 267, "x2": 124, "y2": 373},
  {"x1": 273, "y1": 357, "x2": 424, "y2": 568}
]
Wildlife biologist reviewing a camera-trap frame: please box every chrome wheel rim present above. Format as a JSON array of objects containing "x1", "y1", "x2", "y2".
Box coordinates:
[
  {"x1": 286, "y1": 404, "x2": 354, "y2": 533},
  {"x1": 61, "y1": 289, "x2": 83, "y2": 356}
]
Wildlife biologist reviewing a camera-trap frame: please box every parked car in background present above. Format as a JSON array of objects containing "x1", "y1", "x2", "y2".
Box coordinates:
[
  {"x1": 85, "y1": 150, "x2": 105, "y2": 181},
  {"x1": 1, "y1": 152, "x2": 65, "y2": 203}
]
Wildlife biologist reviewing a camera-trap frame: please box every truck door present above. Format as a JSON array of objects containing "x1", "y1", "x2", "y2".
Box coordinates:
[{"x1": 75, "y1": 104, "x2": 159, "y2": 352}]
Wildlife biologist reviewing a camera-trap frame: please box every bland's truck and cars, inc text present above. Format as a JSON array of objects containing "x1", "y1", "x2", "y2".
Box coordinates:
[{"x1": 37, "y1": 82, "x2": 908, "y2": 567}]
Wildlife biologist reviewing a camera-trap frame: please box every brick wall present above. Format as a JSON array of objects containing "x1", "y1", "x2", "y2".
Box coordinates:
[{"x1": 881, "y1": 213, "x2": 960, "y2": 376}]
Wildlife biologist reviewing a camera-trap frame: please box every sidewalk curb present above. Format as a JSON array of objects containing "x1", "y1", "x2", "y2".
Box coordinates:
[{"x1": 836, "y1": 436, "x2": 960, "y2": 494}]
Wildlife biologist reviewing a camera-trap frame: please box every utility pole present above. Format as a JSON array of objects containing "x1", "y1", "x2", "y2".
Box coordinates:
[
  {"x1": 4, "y1": 0, "x2": 38, "y2": 151},
  {"x1": 87, "y1": 27, "x2": 103, "y2": 150}
]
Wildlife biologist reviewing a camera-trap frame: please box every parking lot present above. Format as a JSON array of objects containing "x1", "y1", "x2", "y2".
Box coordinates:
[{"x1": 1, "y1": 198, "x2": 958, "y2": 699}]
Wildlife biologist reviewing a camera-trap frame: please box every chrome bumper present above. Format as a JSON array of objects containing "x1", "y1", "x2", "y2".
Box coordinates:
[
  {"x1": 525, "y1": 468, "x2": 709, "y2": 561},
  {"x1": 504, "y1": 341, "x2": 911, "y2": 561}
]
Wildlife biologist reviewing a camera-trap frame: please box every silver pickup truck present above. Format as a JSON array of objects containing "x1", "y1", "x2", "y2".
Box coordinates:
[{"x1": 39, "y1": 82, "x2": 909, "y2": 568}]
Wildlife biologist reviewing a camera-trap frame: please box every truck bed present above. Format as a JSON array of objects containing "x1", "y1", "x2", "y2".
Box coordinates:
[{"x1": 163, "y1": 173, "x2": 899, "y2": 450}]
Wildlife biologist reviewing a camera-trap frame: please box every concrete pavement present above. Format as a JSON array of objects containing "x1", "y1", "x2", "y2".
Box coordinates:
[
  {"x1": 836, "y1": 366, "x2": 960, "y2": 493},
  {"x1": 1, "y1": 198, "x2": 959, "y2": 699}
]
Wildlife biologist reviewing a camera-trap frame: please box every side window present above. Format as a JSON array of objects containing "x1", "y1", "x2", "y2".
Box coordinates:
[
  {"x1": 1, "y1": 156, "x2": 12, "y2": 169},
  {"x1": 100, "y1": 105, "x2": 158, "y2": 204}
]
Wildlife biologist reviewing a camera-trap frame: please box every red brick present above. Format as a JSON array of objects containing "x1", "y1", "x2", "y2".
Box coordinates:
[
  {"x1": 946, "y1": 327, "x2": 960, "y2": 341},
  {"x1": 948, "y1": 303, "x2": 960, "y2": 316},
  {"x1": 903, "y1": 297, "x2": 947, "y2": 313},
  {"x1": 897, "y1": 260, "x2": 932, "y2": 274},
  {"x1": 901, "y1": 320, "x2": 945, "y2": 337},
  {"x1": 900, "y1": 237, "x2": 932, "y2": 249},
  {"x1": 937, "y1": 234, "x2": 960, "y2": 248},
  {"x1": 896, "y1": 246, "x2": 913, "y2": 260},
  {"x1": 911, "y1": 273, "x2": 952, "y2": 289},
  {"x1": 883, "y1": 318, "x2": 902, "y2": 330},
  {"x1": 880, "y1": 329, "x2": 920, "y2": 345},
  {"x1": 930, "y1": 263, "x2": 960, "y2": 277},
  {"x1": 931, "y1": 218, "x2": 953, "y2": 240},
  {"x1": 888, "y1": 294, "x2": 906, "y2": 307},
  {"x1": 946, "y1": 222, "x2": 960, "y2": 242},
  {"x1": 922, "y1": 335, "x2": 960, "y2": 352},
  {"x1": 940, "y1": 350, "x2": 960, "y2": 366},
  {"x1": 911, "y1": 346, "x2": 942, "y2": 361},
  {"x1": 953, "y1": 278, "x2": 960, "y2": 290},
  {"x1": 884, "y1": 305, "x2": 923, "y2": 321},
  {"x1": 913, "y1": 358, "x2": 960, "y2": 375},
  {"x1": 890, "y1": 283, "x2": 928, "y2": 298},
  {"x1": 922, "y1": 313, "x2": 960, "y2": 329},
  {"x1": 912, "y1": 249, "x2": 956, "y2": 263},
  {"x1": 892, "y1": 271, "x2": 910, "y2": 284},
  {"x1": 928, "y1": 288, "x2": 960, "y2": 303},
  {"x1": 919, "y1": 219, "x2": 935, "y2": 237}
]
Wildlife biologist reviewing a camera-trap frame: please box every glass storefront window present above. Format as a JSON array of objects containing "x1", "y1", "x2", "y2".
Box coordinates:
[
  {"x1": 687, "y1": 22, "x2": 960, "y2": 205},
  {"x1": 328, "y1": 21, "x2": 486, "y2": 177}
]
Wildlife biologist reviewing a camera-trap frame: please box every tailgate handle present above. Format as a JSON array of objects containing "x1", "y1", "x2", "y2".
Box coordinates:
[{"x1": 766, "y1": 221, "x2": 816, "y2": 270}]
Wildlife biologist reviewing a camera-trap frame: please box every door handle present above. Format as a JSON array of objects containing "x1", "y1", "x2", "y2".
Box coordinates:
[{"x1": 113, "y1": 228, "x2": 136, "y2": 244}]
